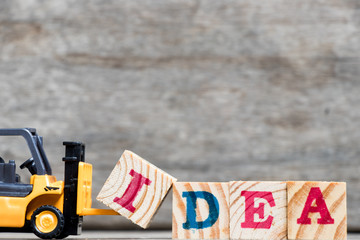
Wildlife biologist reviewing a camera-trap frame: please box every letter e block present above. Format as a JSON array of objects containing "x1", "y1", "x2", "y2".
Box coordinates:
[
  {"x1": 172, "y1": 182, "x2": 229, "y2": 239},
  {"x1": 287, "y1": 181, "x2": 347, "y2": 240},
  {"x1": 229, "y1": 181, "x2": 287, "y2": 239},
  {"x1": 96, "y1": 150, "x2": 177, "y2": 228}
]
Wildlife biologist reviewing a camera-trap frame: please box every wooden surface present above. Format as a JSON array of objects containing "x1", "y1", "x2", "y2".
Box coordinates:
[
  {"x1": 230, "y1": 181, "x2": 287, "y2": 239},
  {"x1": 96, "y1": 150, "x2": 177, "y2": 228},
  {"x1": 287, "y1": 181, "x2": 346, "y2": 240},
  {"x1": 172, "y1": 182, "x2": 229, "y2": 239}
]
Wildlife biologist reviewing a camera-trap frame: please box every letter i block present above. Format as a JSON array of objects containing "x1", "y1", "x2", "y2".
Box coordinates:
[
  {"x1": 96, "y1": 150, "x2": 177, "y2": 228},
  {"x1": 172, "y1": 182, "x2": 230, "y2": 239},
  {"x1": 287, "y1": 181, "x2": 347, "y2": 240},
  {"x1": 229, "y1": 181, "x2": 287, "y2": 240}
]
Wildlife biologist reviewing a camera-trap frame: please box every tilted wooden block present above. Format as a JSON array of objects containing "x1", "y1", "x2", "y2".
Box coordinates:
[
  {"x1": 96, "y1": 150, "x2": 177, "y2": 228},
  {"x1": 229, "y1": 181, "x2": 287, "y2": 240},
  {"x1": 172, "y1": 182, "x2": 229, "y2": 239},
  {"x1": 287, "y1": 181, "x2": 347, "y2": 240}
]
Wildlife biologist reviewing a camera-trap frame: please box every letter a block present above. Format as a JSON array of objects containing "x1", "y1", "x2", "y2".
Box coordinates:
[
  {"x1": 172, "y1": 182, "x2": 229, "y2": 239},
  {"x1": 96, "y1": 150, "x2": 177, "y2": 228},
  {"x1": 229, "y1": 181, "x2": 287, "y2": 239},
  {"x1": 287, "y1": 181, "x2": 347, "y2": 240}
]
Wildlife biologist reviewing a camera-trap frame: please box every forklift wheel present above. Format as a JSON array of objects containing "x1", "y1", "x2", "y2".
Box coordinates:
[{"x1": 31, "y1": 205, "x2": 65, "y2": 239}]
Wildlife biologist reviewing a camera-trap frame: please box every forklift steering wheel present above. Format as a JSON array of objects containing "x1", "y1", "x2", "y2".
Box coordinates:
[{"x1": 20, "y1": 157, "x2": 37, "y2": 175}]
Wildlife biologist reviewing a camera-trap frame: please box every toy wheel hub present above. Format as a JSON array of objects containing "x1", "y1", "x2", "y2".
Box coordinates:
[{"x1": 35, "y1": 211, "x2": 58, "y2": 233}]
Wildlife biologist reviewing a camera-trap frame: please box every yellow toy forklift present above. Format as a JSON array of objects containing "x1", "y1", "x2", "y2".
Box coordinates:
[{"x1": 0, "y1": 128, "x2": 118, "y2": 239}]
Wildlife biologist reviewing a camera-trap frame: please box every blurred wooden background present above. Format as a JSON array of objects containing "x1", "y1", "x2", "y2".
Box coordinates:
[{"x1": 0, "y1": 0, "x2": 359, "y2": 230}]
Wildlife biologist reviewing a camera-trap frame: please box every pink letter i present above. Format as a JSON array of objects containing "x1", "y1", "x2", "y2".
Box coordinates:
[{"x1": 113, "y1": 169, "x2": 152, "y2": 213}]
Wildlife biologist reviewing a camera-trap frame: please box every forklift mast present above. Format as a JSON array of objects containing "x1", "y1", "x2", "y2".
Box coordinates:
[{"x1": 62, "y1": 141, "x2": 85, "y2": 236}]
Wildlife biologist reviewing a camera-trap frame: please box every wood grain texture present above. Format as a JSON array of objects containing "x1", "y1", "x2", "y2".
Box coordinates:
[
  {"x1": 96, "y1": 150, "x2": 177, "y2": 228},
  {"x1": 287, "y1": 181, "x2": 346, "y2": 240},
  {"x1": 229, "y1": 181, "x2": 287, "y2": 240},
  {"x1": 172, "y1": 182, "x2": 229, "y2": 239}
]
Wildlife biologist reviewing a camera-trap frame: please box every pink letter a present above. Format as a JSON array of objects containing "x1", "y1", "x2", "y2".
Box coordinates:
[{"x1": 297, "y1": 187, "x2": 334, "y2": 224}]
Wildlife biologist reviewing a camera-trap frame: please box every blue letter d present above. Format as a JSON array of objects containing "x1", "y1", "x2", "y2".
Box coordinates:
[{"x1": 182, "y1": 191, "x2": 219, "y2": 229}]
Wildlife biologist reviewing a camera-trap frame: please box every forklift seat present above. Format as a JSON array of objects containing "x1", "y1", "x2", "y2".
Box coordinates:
[
  {"x1": 0, "y1": 160, "x2": 33, "y2": 197},
  {"x1": 0, "y1": 160, "x2": 16, "y2": 183}
]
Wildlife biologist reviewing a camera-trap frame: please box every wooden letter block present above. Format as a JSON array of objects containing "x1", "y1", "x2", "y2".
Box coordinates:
[
  {"x1": 172, "y1": 182, "x2": 229, "y2": 239},
  {"x1": 96, "y1": 150, "x2": 177, "y2": 228},
  {"x1": 287, "y1": 181, "x2": 347, "y2": 240},
  {"x1": 229, "y1": 181, "x2": 287, "y2": 240}
]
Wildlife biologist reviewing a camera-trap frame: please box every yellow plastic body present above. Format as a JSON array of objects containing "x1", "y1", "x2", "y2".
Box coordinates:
[
  {"x1": 77, "y1": 162, "x2": 118, "y2": 216},
  {"x1": 0, "y1": 162, "x2": 117, "y2": 229},
  {"x1": 0, "y1": 175, "x2": 64, "y2": 228}
]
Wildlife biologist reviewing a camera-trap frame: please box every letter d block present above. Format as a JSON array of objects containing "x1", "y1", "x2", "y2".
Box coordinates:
[
  {"x1": 96, "y1": 150, "x2": 177, "y2": 228},
  {"x1": 229, "y1": 181, "x2": 287, "y2": 240},
  {"x1": 172, "y1": 182, "x2": 230, "y2": 239},
  {"x1": 288, "y1": 181, "x2": 347, "y2": 240}
]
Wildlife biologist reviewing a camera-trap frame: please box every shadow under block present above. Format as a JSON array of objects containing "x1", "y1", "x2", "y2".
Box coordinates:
[
  {"x1": 172, "y1": 182, "x2": 230, "y2": 239},
  {"x1": 229, "y1": 181, "x2": 287, "y2": 240},
  {"x1": 96, "y1": 150, "x2": 177, "y2": 228},
  {"x1": 287, "y1": 181, "x2": 347, "y2": 240}
]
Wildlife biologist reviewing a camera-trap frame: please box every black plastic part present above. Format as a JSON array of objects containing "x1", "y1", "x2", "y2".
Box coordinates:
[
  {"x1": 55, "y1": 231, "x2": 70, "y2": 239},
  {"x1": 0, "y1": 128, "x2": 52, "y2": 175},
  {"x1": 36, "y1": 135, "x2": 52, "y2": 175},
  {"x1": 61, "y1": 141, "x2": 85, "y2": 237},
  {"x1": 19, "y1": 158, "x2": 37, "y2": 175},
  {"x1": 31, "y1": 205, "x2": 65, "y2": 239},
  {"x1": 0, "y1": 183, "x2": 33, "y2": 197},
  {"x1": 15, "y1": 174, "x2": 20, "y2": 183},
  {"x1": 0, "y1": 160, "x2": 16, "y2": 183}
]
